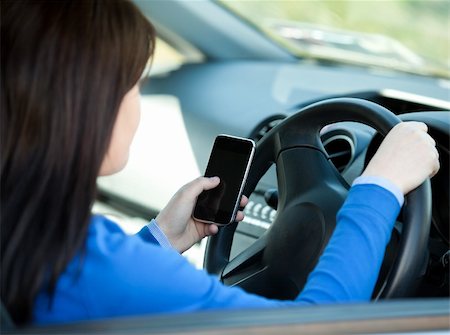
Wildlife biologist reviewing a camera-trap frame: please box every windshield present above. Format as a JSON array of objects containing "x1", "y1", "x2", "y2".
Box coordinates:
[{"x1": 219, "y1": 0, "x2": 449, "y2": 78}]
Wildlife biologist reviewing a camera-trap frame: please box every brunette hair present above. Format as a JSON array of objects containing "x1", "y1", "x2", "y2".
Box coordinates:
[{"x1": 1, "y1": 0, "x2": 155, "y2": 325}]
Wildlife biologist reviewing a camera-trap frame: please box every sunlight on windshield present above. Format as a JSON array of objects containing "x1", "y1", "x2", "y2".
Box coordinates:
[{"x1": 220, "y1": 0, "x2": 449, "y2": 78}]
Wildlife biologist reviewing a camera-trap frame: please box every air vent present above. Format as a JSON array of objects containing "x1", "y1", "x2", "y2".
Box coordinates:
[{"x1": 322, "y1": 134, "x2": 354, "y2": 173}]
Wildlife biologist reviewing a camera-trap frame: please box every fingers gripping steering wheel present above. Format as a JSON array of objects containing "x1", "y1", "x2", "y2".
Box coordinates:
[{"x1": 204, "y1": 98, "x2": 431, "y2": 300}]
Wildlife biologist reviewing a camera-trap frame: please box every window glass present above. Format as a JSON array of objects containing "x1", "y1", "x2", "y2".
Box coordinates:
[
  {"x1": 150, "y1": 38, "x2": 187, "y2": 75},
  {"x1": 219, "y1": 0, "x2": 449, "y2": 78}
]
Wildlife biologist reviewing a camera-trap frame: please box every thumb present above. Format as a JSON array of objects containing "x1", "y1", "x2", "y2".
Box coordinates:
[
  {"x1": 202, "y1": 176, "x2": 221, "y2": 190},
  {"x1": 183, "y1": 176, "x2": 220, "y2": 198}
]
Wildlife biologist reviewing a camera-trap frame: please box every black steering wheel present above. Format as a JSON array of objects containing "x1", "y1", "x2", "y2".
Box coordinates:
[{"x1": 204, "y1": 98, "x2": 431, "y2": 300}]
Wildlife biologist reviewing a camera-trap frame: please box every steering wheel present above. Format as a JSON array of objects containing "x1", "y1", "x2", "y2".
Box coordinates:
[{"x1": 204, "y1": 98, "x2": 431, "y2": 300}]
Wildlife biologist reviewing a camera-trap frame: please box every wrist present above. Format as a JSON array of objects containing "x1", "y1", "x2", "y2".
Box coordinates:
[
  {"x1": 147, "y1": 219, "x2": 174, "y2": 250},
  {"x1": 356, "y1": 174, "x2": 404, "y2": 207},
  {"x1": 361, "y1": 169, "x2": 405, "y2": 194}
]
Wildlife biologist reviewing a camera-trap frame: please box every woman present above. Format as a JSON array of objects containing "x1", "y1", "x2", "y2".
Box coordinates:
[{"x1": 0, "y1": 0, "x2": 440, "y2": 326}]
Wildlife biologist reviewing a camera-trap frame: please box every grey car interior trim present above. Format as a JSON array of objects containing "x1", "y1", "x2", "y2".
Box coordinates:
[
  {"x1": 14, "y1": 299, "x2": 450, "y2": 334},
  {"x1": 134, "y1": 0, "x2": 295, "y2": 61}
]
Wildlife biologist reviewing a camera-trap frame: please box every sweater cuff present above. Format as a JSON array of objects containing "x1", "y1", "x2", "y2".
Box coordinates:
[
  {"x1": 345, "y1": 183, "x2": 401, "y2": 227},
  {"x1": 147, "y1": 219, "x2": 173, "y2": 250},
  {"x1": 353, "y1": 175, "x2": 404, "y2": 207}
]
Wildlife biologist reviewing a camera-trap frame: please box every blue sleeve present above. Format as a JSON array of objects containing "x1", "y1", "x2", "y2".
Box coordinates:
[
  {"x1": 136, "y1": 219, "x2": 173, "y2": 249},
  {"x1": 297, "y1": 184, "x2": 400, "y2": 303},
  {"x1": 33, "y1": 184, "x2": 400, "y2": 324},
  {"x1": 353, "y1": 175, "x2": 404, "y2": 207},
  {"x1": 78, "y1": 220, "x2": 294, "y2": 320}
]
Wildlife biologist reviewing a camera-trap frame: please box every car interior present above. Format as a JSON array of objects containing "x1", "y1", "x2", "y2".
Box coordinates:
[{"x1": 3, "y1": 0, "x2": 449, "y2": 334}]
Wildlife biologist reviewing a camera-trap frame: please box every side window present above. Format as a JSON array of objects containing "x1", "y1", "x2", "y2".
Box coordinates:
[
  {"x1": 150, "y1": 38, "x2": 187, "y2": 75},
  {"x1": 95, "y1": 36, "x2": 206, "y2": 268},
  {"x1": 149, "y1": 37, "x2": 204, "y2": 76},
  {"x1": 96, "y1": 37, "x2": 203, "y2": 231}
]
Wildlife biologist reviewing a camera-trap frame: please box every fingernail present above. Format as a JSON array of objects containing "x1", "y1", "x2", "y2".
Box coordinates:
[{"x1": 210, "y1": 176, "x2": 219, "y2": 182}]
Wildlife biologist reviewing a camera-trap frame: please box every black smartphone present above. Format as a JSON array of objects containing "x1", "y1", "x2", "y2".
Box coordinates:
[{"x1": 193, "y1": 135, "x2": 255, "y2": 226}]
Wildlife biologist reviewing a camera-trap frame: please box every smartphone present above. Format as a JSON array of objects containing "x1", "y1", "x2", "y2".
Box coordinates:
[{"x1": 193, "y1": 135, "x2": 255, "y2": 226}]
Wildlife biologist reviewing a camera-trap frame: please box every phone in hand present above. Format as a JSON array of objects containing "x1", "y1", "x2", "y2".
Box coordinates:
[{"x1": 193, "y1": 135, "x2": 255, "y2": 226}]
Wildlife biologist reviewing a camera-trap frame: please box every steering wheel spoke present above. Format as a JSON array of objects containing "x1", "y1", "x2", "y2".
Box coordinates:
[
  {"x1": 275, "y1": 146, "x2": 348, "y2": 212},
  {"x1": 220, "y1": 234, "x2": 273, "y2": 294},
  {"x1": 222, "y1": 234, "x2": 267, "y2": 281}
]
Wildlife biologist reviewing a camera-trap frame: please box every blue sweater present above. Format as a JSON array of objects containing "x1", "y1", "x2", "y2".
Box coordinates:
[{"x1": 33, "y1": 184, "x2": 400, "y2": 324}]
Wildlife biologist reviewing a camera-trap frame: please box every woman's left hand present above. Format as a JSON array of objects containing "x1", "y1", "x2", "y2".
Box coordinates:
[{"x1": 156, "y1": 177, "x2": 248, "y2": 253}]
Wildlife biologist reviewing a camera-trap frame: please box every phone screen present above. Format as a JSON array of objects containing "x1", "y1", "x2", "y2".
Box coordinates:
[{"x1": 193, "y1": 135, "x2": 255, "y2": 225}]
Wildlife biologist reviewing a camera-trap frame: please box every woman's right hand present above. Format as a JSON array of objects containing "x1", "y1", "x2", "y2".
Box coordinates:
[{"x1": 362, "y1": 121, "x2": 440, "y2": 194}]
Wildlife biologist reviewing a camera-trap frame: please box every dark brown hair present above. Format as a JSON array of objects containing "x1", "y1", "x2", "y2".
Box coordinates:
[{"x1": 1, "y1": 0, "x2": 155, "y2": 325}]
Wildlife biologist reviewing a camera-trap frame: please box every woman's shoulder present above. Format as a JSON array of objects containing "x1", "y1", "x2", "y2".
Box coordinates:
[
  {"x1": 86, "y1": 214, "x2": 173, "y2": 259},
  {"x1": 89, "y1": 214, "x2": 126, "y2": 234}
]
